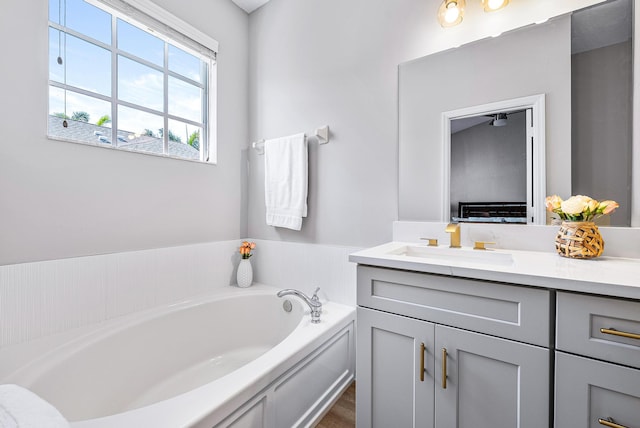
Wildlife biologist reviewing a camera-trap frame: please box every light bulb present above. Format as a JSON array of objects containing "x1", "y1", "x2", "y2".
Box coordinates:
[
  {"x1": 438, "y1": 0, "x2": 465, "y2": 28},
  {"x1": 444, "y1": 6, "x2": 460, "y2": 23},
  {"x1": 482, "y1": 0, "x2": 509, "y2": 12}
]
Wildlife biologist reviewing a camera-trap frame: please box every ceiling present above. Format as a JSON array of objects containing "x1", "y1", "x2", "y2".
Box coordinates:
[
  {"x1": 572, "y1": 0, "x2": 632, "y2": 54},
  {"x1": 232, "y1": 0, "x2": 270, "y2": 13}
]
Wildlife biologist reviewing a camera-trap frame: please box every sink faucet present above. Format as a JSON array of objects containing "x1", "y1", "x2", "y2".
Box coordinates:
[
  {"x1": 277, "y1": 287, "x2": 322, "y2": 323},
  {"x1": 445, "y1": 223, "x2": 461, "y2": 248}
]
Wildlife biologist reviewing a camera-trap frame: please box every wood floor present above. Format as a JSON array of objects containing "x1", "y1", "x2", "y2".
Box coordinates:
[{"x1": 315, "y1": 382, "x2": 356, "y2": 427}]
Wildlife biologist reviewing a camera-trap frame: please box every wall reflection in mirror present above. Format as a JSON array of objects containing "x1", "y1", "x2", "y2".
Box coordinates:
[{"x1": 571, "y1": 0, "x2": 632, "y2": 226}]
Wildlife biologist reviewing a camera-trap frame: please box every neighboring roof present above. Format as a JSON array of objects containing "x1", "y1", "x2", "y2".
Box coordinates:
[{"x1": 48, "y1": 115, "x2": 200, "y2": 160}]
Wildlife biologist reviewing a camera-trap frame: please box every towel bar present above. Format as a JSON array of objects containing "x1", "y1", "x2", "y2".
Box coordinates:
[{"x1": 252, "y1": 125, "x2": 330, "y2": 155}]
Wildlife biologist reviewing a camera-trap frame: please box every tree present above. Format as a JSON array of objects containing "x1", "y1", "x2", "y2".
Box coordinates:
[
  {"x1": 71, "y1": 111, "x2": 90, "y2": 122},
  {"x1": 169, "y1": 130, "x2": 181, "y2": 142},
  {"x1": 187, "y1": 130, "x2": 200, "y2": 150},
  {"x1": 158, "y1": 128, "x2": 181, "y2": 142},
  {"x1": 143, "y1": 129, "x2": 155, "y2": 137},
  {"x1": 96, "y1": 115, "x2": 111, "y2": 126}
]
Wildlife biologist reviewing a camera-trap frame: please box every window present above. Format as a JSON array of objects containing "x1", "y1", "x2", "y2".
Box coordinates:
[{"x1": 48, "y1": 0, "x2": 218, "y2": 163}]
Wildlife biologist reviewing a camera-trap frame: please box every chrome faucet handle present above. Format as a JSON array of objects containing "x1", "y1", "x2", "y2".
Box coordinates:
[{"x1": 310, "y1": 287, "x2": 322, "y2": 323}]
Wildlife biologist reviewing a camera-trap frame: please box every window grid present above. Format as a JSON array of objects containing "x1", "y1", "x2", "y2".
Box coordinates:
[{"x1": 48, "y1": 1, "x2": 211, "y2": 162}]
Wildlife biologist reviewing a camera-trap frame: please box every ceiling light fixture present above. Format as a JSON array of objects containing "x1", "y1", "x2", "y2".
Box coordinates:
[
  {"x1": 438, "y1": 0, "x2": 465, "y2": 28},
  {"x1": 490, "y1": 113, "x2": 508, "y2": 127},
  {"x1": 438, "y1": 0, "x2": 508, "y2": 28},
  {"x1": 482, "y1": 0, "x2": 509, "y2": 12}
]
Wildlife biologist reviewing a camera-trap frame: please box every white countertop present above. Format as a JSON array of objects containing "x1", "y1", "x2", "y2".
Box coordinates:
[{"x1": 349, "y1": 242, "x2": 640, "y2": 300}]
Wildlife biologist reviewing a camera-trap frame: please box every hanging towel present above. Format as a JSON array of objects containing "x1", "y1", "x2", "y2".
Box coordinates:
[
  {"x1": 0, "y1": 384, "x2": 70, "y2": 427},
  {"x1": 264, "y1": 133, "x2": 308, "y2": 230}
]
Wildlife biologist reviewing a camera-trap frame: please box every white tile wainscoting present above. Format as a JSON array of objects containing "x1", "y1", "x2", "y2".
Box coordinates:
[
  {"x1": 250, "y1": 239, "x2": 360, "y2": 307},
  {"x1": 0, "y1": 240, "x2": 360, "y2": 349}
]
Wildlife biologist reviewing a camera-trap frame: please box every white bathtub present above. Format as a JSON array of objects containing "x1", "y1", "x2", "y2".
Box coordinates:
[{"x1": 2, "y1": 284, "x2": 356, "y2": 427}]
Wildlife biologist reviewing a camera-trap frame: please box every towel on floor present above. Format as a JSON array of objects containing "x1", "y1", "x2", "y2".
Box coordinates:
[
  {"x1": 264, "y1": 132, "x2": 308, "y2": 230},
  {"x1": 0, "y1": 384, "x2": 70, "y2": 428}
]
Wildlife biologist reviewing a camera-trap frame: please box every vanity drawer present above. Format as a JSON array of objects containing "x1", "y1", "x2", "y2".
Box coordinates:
[
  {"x1": 557, "y1": 292, "x2": 640, "y2": 369},
  {"x1": 357, "y1": 266, "x2": 551, "y2": 347}
]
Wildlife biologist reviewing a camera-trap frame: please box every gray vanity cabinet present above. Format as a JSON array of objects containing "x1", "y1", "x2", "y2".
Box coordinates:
[
  {"x1": 555, "y1": 292, "x2": 640, "y2": 428},
  {"x1": 434, "y1": 325, "x2": 550, "y2": 428},
  {"x1": 356, "y1": 265, "x2": 552, "y2": 428},
  {"x1": 555, "y1": 352, "x2": 640, "y2": 428},
  {"x1": 357, "y1": 307, "x2": 435, "y2": 428}
]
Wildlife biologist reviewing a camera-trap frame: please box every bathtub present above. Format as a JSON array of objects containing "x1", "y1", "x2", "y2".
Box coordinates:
[{"x1": 2, "y1": 284, "x2": 356, "y2": 427}]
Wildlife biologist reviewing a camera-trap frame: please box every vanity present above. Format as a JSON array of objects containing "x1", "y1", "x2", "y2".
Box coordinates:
[
  {"x1": 376, "y1": 0, "x2": 639, "y2": 425},
  {"x1": 350, "y1": 239, "x2": 640, "y2": 428}
]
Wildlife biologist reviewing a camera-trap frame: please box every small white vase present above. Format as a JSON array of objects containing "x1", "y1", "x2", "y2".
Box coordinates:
[{"x1": 237, "y1": 258, "x2": 253, "y2": 288}]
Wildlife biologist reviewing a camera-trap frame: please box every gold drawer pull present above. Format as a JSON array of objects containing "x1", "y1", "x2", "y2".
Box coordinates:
[
  {"x1": 420, "y1": 342, "x2": 426, "y2": 382},
  {"x1": 599, "y1": 417, "x2": 628, "y2": 428},
  {"x1": 442, "y1": 348, "x2": 448, "y2": 389},
  {"x1": 600, "y1": 327, "x2": 640, "y2": 340}
]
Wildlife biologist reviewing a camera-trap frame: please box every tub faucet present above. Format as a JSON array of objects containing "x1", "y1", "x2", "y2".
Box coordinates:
[{"x1": 277, "y1": 287, "x2": 322, "y2": 324}]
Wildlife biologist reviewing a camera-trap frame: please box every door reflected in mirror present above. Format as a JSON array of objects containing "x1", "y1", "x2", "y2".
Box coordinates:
[
  {"x1": 442, "y1": 94, "x2": 546, "y2": 225},
  {"x1": 450, "y1": 110, "x2": 528, "y2": 224}
]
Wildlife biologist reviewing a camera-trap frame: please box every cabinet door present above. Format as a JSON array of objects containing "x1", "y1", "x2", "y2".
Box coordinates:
[
  {"x1": 356, "y1": 307, "x2": 435, "y2": 428},
  {"x1": 435, "y1": 325, "x2": 549, "y2": 428},
  {"x1": 556, "y1": 351, "x2": 640, "y2": 428}
]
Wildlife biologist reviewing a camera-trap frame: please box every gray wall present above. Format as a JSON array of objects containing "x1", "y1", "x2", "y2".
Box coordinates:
[
  {"x1": 0, "y1": 0, "x2": 607, "y2": 265},
  {"x1": 399, "y1": 17, "x2": 572, "y2": 221},
  {"x1": 0, "y1": 0, "x2": 249, "y2": 265},
  {"x1": 450, "y1": 111, "x2": 527, "y2": 219},
  {"x1": 572, "y1": 41, "x2": 632, "y2": 226},
  {"x1": 246, "y1": 0, "x2": 422, "y2": 247},
  {"x1": 246, "y1": 0, "x2": 600, "y2": 247}
]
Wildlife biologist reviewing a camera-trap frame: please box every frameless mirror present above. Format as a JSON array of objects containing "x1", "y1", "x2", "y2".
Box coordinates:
[{"x1": 398, "y1": 0, "x2": 634, "y2": 227}]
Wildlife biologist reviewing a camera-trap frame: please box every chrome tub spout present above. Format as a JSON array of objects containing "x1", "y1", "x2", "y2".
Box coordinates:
[{"x1": 277, "y1": 287, "x2": 322, "y2": 323}]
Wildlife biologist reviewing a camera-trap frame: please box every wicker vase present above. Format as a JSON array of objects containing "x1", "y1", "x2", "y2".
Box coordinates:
[{"x1": 555, "y1": 221, "x2": 604, "y2": 259}]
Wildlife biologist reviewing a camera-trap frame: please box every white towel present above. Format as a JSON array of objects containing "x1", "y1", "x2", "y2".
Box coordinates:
[
  {"x1": 264, "y1": 133, "x2": 308, "y2": 230},
  {"x1": 0, "y1": 384, "x2": 70, "y2": 428}
]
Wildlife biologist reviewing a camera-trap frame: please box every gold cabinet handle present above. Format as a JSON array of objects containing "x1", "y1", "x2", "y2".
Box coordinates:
[
  {"x1": 600, "y1": 327, "x2": 640, "y2": 340},
  {"x1": 420, "y1": 342, "x2": 426, "y2": 382},
  {"x1": 442, "y1": 348, "x2": 448, "y2": 389},
  {"x1": 599, "y1": 417, "x2": 629, "y2": 428}
]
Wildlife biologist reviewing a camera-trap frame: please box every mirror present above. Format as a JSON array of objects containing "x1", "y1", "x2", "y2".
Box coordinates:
[{"x1": 398, "y1": 0, "x2": 634, "y2": 226}]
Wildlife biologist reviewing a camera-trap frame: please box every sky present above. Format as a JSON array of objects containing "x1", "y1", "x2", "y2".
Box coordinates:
[{"x1": 48, "y1": 0, "x2": 205, "y2": 144}]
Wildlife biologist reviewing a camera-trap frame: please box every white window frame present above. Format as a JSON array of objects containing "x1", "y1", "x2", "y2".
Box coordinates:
[{"x1": 48, "y1": 0, "x2": 218, "y2": 164}]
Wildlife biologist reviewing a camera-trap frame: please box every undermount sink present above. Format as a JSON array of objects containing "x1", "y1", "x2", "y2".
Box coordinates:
[{"x1": 387, "y1": 245, "x2": 514, "y2": 265}]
